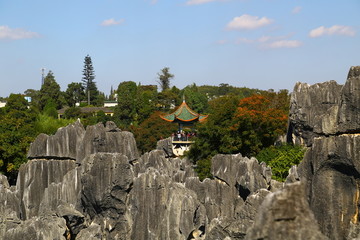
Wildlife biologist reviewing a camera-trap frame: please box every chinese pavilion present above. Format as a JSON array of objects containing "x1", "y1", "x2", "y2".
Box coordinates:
[
  {"x1": 160, "y1": 100, "x2": 208, "y2": 156},
  {"x1": 160, "y1": 100, "x2": 208, "y2": 131}
]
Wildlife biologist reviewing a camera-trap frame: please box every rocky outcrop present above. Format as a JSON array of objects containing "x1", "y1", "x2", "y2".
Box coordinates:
[
  {"x1": 245, "y1": 182, "x2": 328, "y2": 240},
  {"x1": 0, "y1": 120, "x2": 282, "y2": 239},
  {"x1": 27, "y1": 120, "x2": 85, "y2": 160},
  {"x1": 286, "y1": 66, "x2": 360, "y2": 239},
  {"x1": 288, "y1": 66, "x2": 360, "y2": 146},
  {"x1": 2, "y1": 66, "x2": 360, "y2": 240}
]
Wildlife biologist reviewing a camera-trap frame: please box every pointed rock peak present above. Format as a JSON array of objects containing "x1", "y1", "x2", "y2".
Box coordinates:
[{"x1": 347, "y1": 66, "x2": 360, "y2": 79}]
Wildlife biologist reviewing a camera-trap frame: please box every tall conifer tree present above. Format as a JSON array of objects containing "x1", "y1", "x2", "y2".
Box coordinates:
[{"x1": 82, "y1": 55, "x2": 97, "y2": 105}]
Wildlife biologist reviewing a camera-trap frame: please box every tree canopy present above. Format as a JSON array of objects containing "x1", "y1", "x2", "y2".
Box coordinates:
[
  {"x1": 82, "y1": 55, "x2": 99, "y2": 106},
  {"x1": 38, "y1": 71, "x2": 62, "y2": 110},
  {"x1": 157, "y1": 67, "x2": 174, "y2": 92}
]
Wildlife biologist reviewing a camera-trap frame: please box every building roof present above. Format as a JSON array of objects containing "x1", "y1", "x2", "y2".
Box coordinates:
[
  {"x1": 58, "y1": 107, "x2": 114, "y2": 115},
  {"x1": 160, "y1": 100, "x2": 208, "y2": 123}
]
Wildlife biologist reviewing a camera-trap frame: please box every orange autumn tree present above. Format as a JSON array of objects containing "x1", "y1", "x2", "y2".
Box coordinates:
[{"x1": 230, "y1": 93, "x2": 288, "y2": 156}]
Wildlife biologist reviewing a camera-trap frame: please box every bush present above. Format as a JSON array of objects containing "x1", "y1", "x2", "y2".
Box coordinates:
[
  {"x1": 256, "y1": 144, "x2": 305, "y2": 182},
  {"x1": 35, "y1": 114, "x2": 75, "y2": 135}
]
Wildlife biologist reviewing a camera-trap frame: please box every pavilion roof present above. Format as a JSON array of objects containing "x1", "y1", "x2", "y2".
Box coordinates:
[{"x1": 160, "y1": 101, "x2": 208, "y2": 123}]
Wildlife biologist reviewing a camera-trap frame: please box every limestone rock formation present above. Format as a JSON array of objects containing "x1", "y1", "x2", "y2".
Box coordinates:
[
  {"x1": 286, "y1": 66, "x2": 360, "y2": 239},
  {"x1": 2, "y1": 66, "x2": 360, "y2": 240},
  {"x1": 245, "y1": 182, "x2": 328, "y2": 240}
]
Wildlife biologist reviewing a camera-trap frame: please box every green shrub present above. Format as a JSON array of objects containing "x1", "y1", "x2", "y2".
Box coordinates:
[
  {"x1": 256, "y1": 144, "x2": 306, "y2": 182},
  {"x1": 35, "y1": 114, "x2": 75, "y2": 135}
]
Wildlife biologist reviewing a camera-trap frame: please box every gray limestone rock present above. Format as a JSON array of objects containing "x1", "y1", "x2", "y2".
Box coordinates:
[
  {"x1": 288, "y1": 66, "x2": 360, "y2": 146},
  {"x1": 80, "y1": 153, "x2": 134, "y2": 239},
  {"x1": 16, "y1": 159, "x2": 78, "y2": 220},
  {"x1": 296, "y1": 135, "x2": 360, "y2": 239},
  {"x1": 28, "y1": 120, "x2": 85, "y2": 160},
  {"x1": 5, "y1": 216, "x2": 67, "y2": 240},
  {"x1": 156, "y1": 137, "x2": 175, "y2": 157},
  {"x1": 129, "y1": 167, "x2": 205, "y2": 240},
  {"x1": 337, "y1": 66, "x2": 360, "y2": 133},
  {"x1": 76, "y1": 122, "x2": 139, "y2": 164},
  {"x1": 76, "y1": 223, "x2": 102, "y2": 240},
  {"x1": 245, "y1": 182, "x2": 328, "y2": 240}
]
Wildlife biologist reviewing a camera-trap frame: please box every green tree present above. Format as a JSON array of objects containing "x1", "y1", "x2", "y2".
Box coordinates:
[
  {"x1": 157, "y1": 67, "x2": 174, "y2": 92},
  {"x1": 43, "y1": 100, "x2": 58, "y2": 118},
  {"x1": 65, "y1": 82, "x2": 85, "y2": 107},
  {"x1": 156, "y1": 87, "x2": 180, "y2": 112},
  {"x1": 24, "y1": 89, "x2": 40, "y2": 111},
  {"x1": 38, "y1": 71, "x2": 62, "y2": 110},
  {"x1": 82, "y1": 55, "x2": 98, "y2": 106},
  {"x1": 136, "y1": 85, "x2": 157, "y2": 124},
  {"x1": 256, "y1": 144, "x2": 305, "y2": 181},
  {"x1": 0, "y1": 94, "x2": 37, "y2": 183},
  {"x1": 181, "y1": 83, "x2": 209, "y2": 113},
  {"x1": 188, "y1": 94, "x2": 240, "y2": 164},
  {"x1": 131, "y1": 111, "x2": 178, "y2": 154},
  {"x1": 188, "y1": 91, "x2": 290, "y2": 179},
  {"x1": 114, "y1": 81, "x2": 138, "y2": 127}
]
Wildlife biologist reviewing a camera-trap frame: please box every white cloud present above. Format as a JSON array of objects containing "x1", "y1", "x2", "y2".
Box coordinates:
[
  {"x1": 292, "y1": 6, "x2": 302, "y2": 14},
  {"x1": 226, "y1": 14, "x2": 273, "y2": 30},
  {"x1": 0, "y1": 25, "x2": 39, "y2": 40},
  {"x1": 186, "y1": 0, "x2": 216, "y2": 5},
  {"x1": 234, "y1": 35, "x2": 302, "y2": 49},
  {"x1": 309, "y1": 25, "x2": 356, "y2": 38},
  {"x1": 264, "y1": 40, "x2": 302, "y2": 49},
  {"x1": 101, "y1": 18, "x2": 125, "y2": 27}
]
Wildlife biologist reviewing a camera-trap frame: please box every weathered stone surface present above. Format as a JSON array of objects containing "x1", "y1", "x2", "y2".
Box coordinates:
[
  {"x1": 337, "y1": 66, "x2": 360, "y2": 133},
  {"x1": 80, "y1": 153, "x2": 134, "y2": 240},
  {"x1": 212, "y1": 154, "x2": 271, "y2": 193},
  {"x1": 294, "y1": 135, "x2": 360, "y2": 239},
  {"x1": 28, "y1": 120, "x2": 85, "y2": 160},
  {"x1": 285, "y1": 67, "x2": 360, "y2": 239},
  {"x1": 245, "y1": 182, "x2": 328, "y2": 240},
  {"x1": 28, "y1": 120, "x2": 139, "y2": 165},
  {"x1": 57, "y1": 204, "x2": 86, "y2": 236},
  {"x1": 5, "y1": 216, "x2": 67, "y2": 240},
  {"x1": 76, "y1": 223, "x2": 102, "y2": 240},
  {"x1": 206, "y1": 189, "x2": 270, "y2": 240},
  {"x1": 288, "y1": 66, "x2": 360, "y2": 146},
  {"x1": 156, "y1": 137, "x2": 175, "y2": 157},
  {"x1": 16, "y1": 159, "x2": 78, "y2": 220},
  {"x1": 287, "y1": 80, "x2": 341, "y2": 146},
  {"x1": 134, "y1": 150, "x2": 196, "y2": 182},
  {"x1": 76, "y1": 122, "x2": 139, "y2": 164},
  {"x1": 129, "y1": 167, "x2": 205, "y2": 240}
]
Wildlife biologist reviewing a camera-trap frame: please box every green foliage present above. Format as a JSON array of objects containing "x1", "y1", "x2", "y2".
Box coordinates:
[
  {"x1": 194, "y1": 157, "x2": 213, "y2": 181},
  {"x1": 43, "y1": 100, "x2": 58, "y2": 118},
  {"x1": 256, "y1": 144, "x2": 306, "y2": 182},
  {"x1": 64, "y1": 107, "x2": 82, "y2": 119},
  {"x1": 188, "y1": 94, "x2": 240, "y2": 164},
  {"x1": 156, "y1": 88, "x2": 179, "y2": 112},
  {"x1": 34, "y1": 114, "x2": 74, "y2": 135},
  {"x1": 82, "y1": 55, "x2": 99, "y2": 106},
  {"x1": 0, "y1": 94, "x2": 37, "y2": 183},
  {"x1": 114, "y1": 81, "x2": 138, "y2": 127},
  {"x1": 38, "y1": 71, "x2": 62, "y2": 110},
  {"x1": 157, "y1": 67, "x2": 174, "y2": 92},
  {"x1": 65, "y1": 82, "x2": 85, "y2": 107},
  {"x1": 188, "y1": 91, "x2": 290, "y2": 179},
  {"x1": 131, "y1": 111, "x2": 178, "y2": 154},
  {"x1": 181, "y1": 84, "x2": 208, "y2": 113}
]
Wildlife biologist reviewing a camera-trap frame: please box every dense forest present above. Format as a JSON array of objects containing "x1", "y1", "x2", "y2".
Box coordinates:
[{"x1": 0, "y1": 55, "x2": 304, "y2": 184}]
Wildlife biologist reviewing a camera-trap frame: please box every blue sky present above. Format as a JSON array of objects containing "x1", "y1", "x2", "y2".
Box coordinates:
[{"x1": 0, "y1": 0, "x2": 359, "y2": 97}]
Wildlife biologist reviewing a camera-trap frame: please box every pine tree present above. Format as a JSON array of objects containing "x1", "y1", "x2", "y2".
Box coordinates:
[{"x1": 82, "y1": 55, "x2": 98, "y2": 105}]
